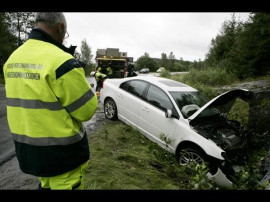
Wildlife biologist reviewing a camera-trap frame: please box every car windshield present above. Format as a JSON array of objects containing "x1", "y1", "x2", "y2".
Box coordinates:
[{"x1": 170, "y1": 91, "x2": 210, "y2": 118}]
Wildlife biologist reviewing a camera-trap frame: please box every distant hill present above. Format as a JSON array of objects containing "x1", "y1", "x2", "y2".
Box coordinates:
[
  {"x1": 134, "y1": 57, "x2": 188, "y2": 64},
  {"x1": 151, "y1": 57, "x2": 182, "y2": 63}
]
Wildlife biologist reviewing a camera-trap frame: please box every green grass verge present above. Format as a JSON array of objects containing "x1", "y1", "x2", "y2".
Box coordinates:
[
  {"x1": 85, "y1": 121, "x2": 192, "y2": 190},
  {"x1": 164, "y1": 69, "x2": 270, "y2": 100},
  {"x1": 85, "y1": 120, "x2": 268, "y2": 190}
]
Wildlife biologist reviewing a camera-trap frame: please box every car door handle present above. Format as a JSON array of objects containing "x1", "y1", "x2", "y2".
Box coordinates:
[
  {"x1": 118, "y1": 94, "x2": 123, "y2": 98},
  {"x1": 142, "y1": 108, "x2": 149, "y2": 112}
]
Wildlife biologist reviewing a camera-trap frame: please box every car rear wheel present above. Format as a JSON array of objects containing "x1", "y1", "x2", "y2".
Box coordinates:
[{"x1": 104, "y1": 98, "x2": 118, "y2": 120}]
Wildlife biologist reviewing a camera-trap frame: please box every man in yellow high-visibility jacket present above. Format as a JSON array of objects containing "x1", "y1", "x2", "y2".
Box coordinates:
[
  {"x1": 3, "y1": 12, "x2": 98, "y2": 190},
  {"x1": 93, "y1": 67, "x2": 107, "y2": 92},
  {"x1": 106, "y1": 62, "x2": 113, "y2": 78}
]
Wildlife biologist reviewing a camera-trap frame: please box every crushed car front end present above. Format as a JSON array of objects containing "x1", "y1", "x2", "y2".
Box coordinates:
[{"x1": 186, "y1": 89, "x2": 254, "y2": 187}]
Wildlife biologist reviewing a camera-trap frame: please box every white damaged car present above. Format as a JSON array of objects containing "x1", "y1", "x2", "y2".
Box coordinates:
[{"x1": 100, "y1": 76, "x2": 253, "y2": 188}]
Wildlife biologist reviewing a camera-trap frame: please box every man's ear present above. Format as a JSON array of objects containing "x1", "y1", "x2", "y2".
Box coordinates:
[{"x1": 57, "y1": 22, "x2": 65, "y2": 34}]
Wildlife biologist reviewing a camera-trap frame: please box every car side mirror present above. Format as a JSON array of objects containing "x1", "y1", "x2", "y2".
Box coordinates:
[{"x1": 165, "y1": 109, "x2": 172, "y2": 118}]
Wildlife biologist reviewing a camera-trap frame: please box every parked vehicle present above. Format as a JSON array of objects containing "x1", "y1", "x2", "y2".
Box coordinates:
[
  {"x1": 100, "y1": 76, "x2": 253, "y2": 188},
  {"x1": 139, "y1": 68, "x2": 149, "y2": 74},
  {"x1": 156, "y1": 67, "x2": 166, "y2": 73}
]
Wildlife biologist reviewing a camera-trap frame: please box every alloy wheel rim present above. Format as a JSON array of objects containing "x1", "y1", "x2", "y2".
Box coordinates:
[
  {"x1": 179, "y1": 150, "x2": 204, "y2": 165},
  {"x1": 105, "y1": 101, "x2": 115, "y2": 118}
]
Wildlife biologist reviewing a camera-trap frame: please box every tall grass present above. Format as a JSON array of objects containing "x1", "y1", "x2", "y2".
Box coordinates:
[
  {"x1": 182, "y1": 67, "x2": 235, "y2": 87},
  {"x1": 159, "y1": 69, "x2": 171, "y2": 78},
  {"x1": 85, "y1": 121, "x2": 192, "y2": 190},
  {"x1": 85, "y1": 120, "x2": 268, "y2": 190},
  {"x1": 164, "y1": 67, "x2": 237, "y2": 99}
]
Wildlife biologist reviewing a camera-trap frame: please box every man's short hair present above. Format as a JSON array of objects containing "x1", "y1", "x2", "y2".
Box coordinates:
[{"x1": 35, "y1": 12, "x2": 66, "y2": 28}]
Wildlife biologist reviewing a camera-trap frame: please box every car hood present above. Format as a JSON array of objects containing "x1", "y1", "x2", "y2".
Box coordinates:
[{"x1": 188, "y1": 89, "x2": 254, "y2": 123}]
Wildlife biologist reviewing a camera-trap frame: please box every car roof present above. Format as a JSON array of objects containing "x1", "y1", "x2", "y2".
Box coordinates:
[{"x1": 123, "y1": 76, "x2": 197, "y2": 92}]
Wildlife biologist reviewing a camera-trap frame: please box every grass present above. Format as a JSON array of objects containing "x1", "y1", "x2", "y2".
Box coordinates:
[
  {"x1": 164, "y1": 68, "x2": 270, "y2": 100},
  {"x1": 85, "y1": 120, "x2": 268, "y2": 190},
  {"x1": 85, "y1": 121, "x2": 193, "y2": 190},
  {"x1": 227, "y1": 98, "x2": 250, "y2": 128},
  {"x1": 164, "y1": 68, "x2": 232, "y2": 99},
  {"x1": 84, "y1": 69, "x2": 270, "y2": 190}
]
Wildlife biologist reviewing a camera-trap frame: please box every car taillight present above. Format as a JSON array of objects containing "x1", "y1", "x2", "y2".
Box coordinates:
[
  {"x1": 124, "y1": 68, "x2": 126, "y2": 77},
  {"x1": 101, "y1": 81, "x2": 104, "y2": 88}
]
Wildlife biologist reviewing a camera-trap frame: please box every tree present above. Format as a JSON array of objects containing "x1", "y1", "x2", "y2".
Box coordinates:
[
  {"x1": 235, "y1": 12, "x2": 270, "y2": 77},
  {"x1": 143, "y1": 52, "x2": 149, "y2": 57},
  {"x1": 168, "y1": 51, "x2": 176, "y2": 71},
  {"x1": 74, "y1": 50, "x2": 82, "y2": 60},
  {"x1": 80, "y1": 39, "x2": 93, "y2": 76},
  {"x1": 160, "y1": 53, "x2": 169, "y2": 69},
  {"x1": 205, "y1": 12, "x2": 270, "y2": 78},
  {"x1": 0, "y1": 13, "x2": 17, "y2": 74},
  {"x1": 5, "y1": 12, "x2": 35, "y2": 46},
  {"x1": 136, "y1": 53, "x2": 158, "y2": 72},
  {"x1": 205, "y1": 13, "x2": 241, "y2": 68},
  {"x1": 80, "y1": 39, "x2": 93, "y2": 65}
]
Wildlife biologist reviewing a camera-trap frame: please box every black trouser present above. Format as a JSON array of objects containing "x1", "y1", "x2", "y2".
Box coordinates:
[{"x1": 96, "y1": 80, "x2": 103, "y2": 91}]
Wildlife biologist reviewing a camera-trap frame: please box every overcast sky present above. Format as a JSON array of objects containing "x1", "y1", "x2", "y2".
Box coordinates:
[{"x1": 63, "y1": 12, "x2": 250, "y2": 62}]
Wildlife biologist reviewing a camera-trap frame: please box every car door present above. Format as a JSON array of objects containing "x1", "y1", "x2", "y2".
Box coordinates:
[
  {"x1": 137, "y1": 84, "x2": 178, "y2": 150},
  {"x1": 117, "y1": 80, "x2": 149, "y2": 128}
]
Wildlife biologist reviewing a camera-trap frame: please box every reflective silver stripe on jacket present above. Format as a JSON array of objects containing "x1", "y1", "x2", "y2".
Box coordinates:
[
  {"x1": 12, "y1": 125, "x2": 86, "y2": 146},
  {"x1": 65, "y1": 89, "x2": 94, "y2": 113},
  {"x1": 7, "y1": 98, "x2": 63, "y2": 110},
  {"x1": 6, "y1": 89, "x2": 94, "y2": 112}
]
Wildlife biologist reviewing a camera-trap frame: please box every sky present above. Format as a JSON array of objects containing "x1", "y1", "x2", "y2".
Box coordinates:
[{"x1": 63, "y1": 12, "x2": 250, "y2": 62}]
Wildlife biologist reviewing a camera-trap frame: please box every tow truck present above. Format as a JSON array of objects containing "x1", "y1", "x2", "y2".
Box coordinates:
[
  {"x1": 92, "y1": 48, "x2": 133, "y2": 96},
  {"x1": 95, "y1": 48, "x2": 133, "y2": 78}
]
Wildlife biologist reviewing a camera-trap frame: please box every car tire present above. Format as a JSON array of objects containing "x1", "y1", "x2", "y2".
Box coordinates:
[
  {"x1": 178, "y1": 147, "x2": 206, "y2": 166},
  {"x1": 104, "y1": 98, "x2": 118, "y2": 120},
  {"x1": 178, "y1": 147, "x2": 219, "y2": 175}
]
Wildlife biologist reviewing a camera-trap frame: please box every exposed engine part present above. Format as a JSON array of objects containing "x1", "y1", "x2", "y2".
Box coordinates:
[{"x1": 215, "y1": 128, "x2": 242, "y2": 149}]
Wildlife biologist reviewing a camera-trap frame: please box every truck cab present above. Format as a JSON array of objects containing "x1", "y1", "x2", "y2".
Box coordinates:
[
  {"x1": 96, "y1": 58, "x2": 127, "y2": 78},
  {"x1": 95, "y1": 48, "x2": 133, "y2": 78}
]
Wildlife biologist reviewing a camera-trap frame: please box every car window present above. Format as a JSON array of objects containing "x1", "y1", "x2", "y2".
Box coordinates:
[
  {"x1": 121, "y1": 80, "x2": 148, "y2": 99},
  {"x1": 170, "y1": 91, "x2": 208, "y2": 118},
  {"x1": 146, "y1": 84, "x2": 173, "y2": 112},
  {"x1": 120, "y1": 81, "x2": 130, "y2": 91}
]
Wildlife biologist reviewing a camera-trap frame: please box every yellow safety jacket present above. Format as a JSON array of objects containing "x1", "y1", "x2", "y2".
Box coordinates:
[
  {"x1": 3, "y1": 28, "x2": 98, "y2": 177},
  {"x1": 95, "y1": 71, "x2": 107, "y2": 82},
  {"x1": 107, "y1": 66, "x2": 113, "y2": 77}
]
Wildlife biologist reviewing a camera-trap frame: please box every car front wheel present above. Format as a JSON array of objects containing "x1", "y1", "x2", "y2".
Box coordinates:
[
  {"x1": 179, "y1": 147, "x2": 222, "y2": 176},
  {"x1": 178, "y1": 147, "x2": 205, "y2": 166},
  {"x1": 104, "y1": 98, "x2": 118, "y2": 120}
]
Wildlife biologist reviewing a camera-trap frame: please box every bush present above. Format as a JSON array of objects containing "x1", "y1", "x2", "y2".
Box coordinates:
[
  {"x1": 160, "y1": 69, "x2": 171, "y2": 78},
  {"x1": 183, "y1": 67, "x2": 235, "y2": 87}
]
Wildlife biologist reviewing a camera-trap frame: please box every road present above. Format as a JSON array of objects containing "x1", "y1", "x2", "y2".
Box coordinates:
[
  {"x1": 0, "y1": 76, "x2": 106, "y2": 190},
  {"x1": 0, "y1": 85, "x2": 14, "y2": 165}
]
